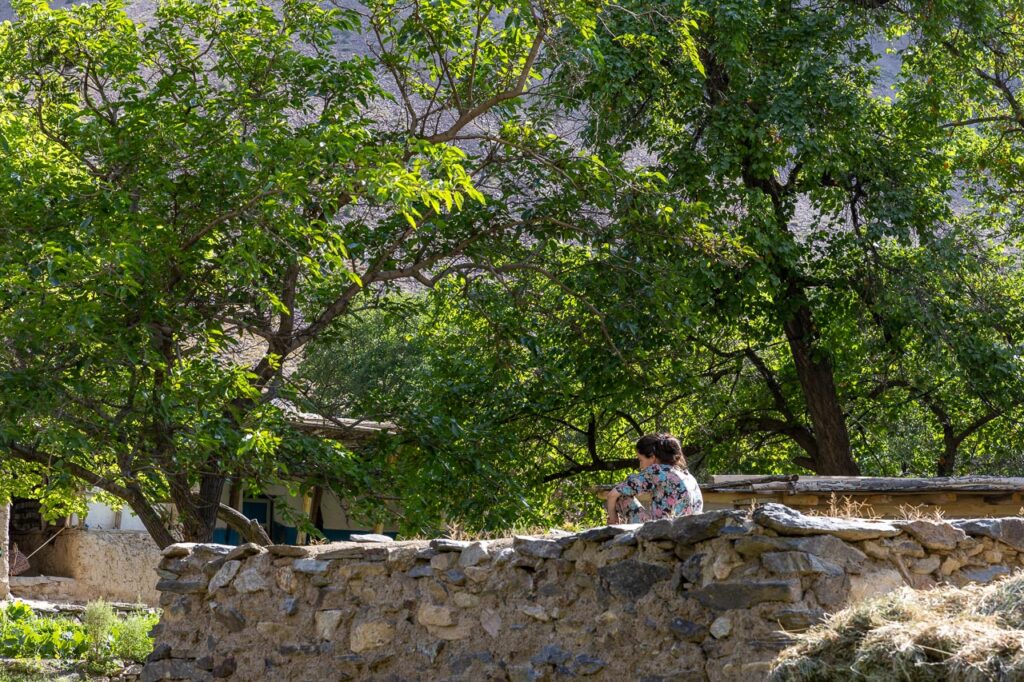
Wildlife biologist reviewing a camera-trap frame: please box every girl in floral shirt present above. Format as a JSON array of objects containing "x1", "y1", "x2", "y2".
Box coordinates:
[{"x1": 605, "y1": 433, "x2": 703, "y2": 524}]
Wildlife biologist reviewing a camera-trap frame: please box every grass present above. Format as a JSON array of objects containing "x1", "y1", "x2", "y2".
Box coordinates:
[{"x1": 770, "y1": 571, "x2": 1024, "y2": 681}]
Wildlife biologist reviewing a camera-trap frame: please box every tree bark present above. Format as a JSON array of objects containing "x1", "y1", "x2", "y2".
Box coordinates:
[{"x1": 782, "y1": 294, "x2": 860, "y2": 475}]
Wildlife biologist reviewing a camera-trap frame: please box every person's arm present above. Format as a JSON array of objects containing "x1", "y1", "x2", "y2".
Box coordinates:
[{"x1": 605, "y1": 488, "x2": 621, "y2": 524}]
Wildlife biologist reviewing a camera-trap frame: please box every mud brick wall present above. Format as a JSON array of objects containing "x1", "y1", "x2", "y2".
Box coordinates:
[{"x1": 144, "y1": 504, "x2": 1024, "y2": 681}]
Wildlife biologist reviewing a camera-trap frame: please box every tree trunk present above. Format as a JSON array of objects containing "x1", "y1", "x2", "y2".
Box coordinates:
[
  {"x1": 170, "y1": 471, "x2": 227, "y2": 542},
  {"x1": 782, "y1": 296, "x2": 860, "y2": 476},
  {"x1": 121, "y1": 489, "x2": 178, "y2": 549}
]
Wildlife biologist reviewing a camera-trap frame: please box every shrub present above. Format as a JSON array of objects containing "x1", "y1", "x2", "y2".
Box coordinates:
[
  {"x1": 0, "y1": 601, "x2": 87, "y2": 660},
  {"x1": 113, "y1": 613, "x2": 158, "y2": 663},
  {"x1": 82, "y1": 600, "x2": 116, "y2": 662}
]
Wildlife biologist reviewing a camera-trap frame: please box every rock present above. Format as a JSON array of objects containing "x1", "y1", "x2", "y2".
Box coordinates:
[
  {"x1": 268, "y1": 544, "x2": 310, "y2": 557},
  {"x1": 459, "y1": 541, "x2": 490, "y2": 567},
  {"x1": 900, "y1": 520, "x2": 966, "y2": 550},
  {"x1": 319, "y1": 545, "x2": 385, "y2": 561},
  {"x1": 224, "y1": 543, "x2": 264, "y2": 562},
  {"x1": 753, "y1": 504, "x2": 899, "y2": 541},
  {"x1": 281, "y1": 597, "x2": 299, "y2": 616},
  {"x1": 480, "y1": 608, "x2": 501, "y2": 637},
  {"x1": 418, "y1": 604, "x2": 456, "y2": 627},
  {"x1": 531, "y1": 644, "x2": 571, "y2": 667},
  {"x1": 212, "y1": 658, "x2": 236, "y2": 678},
  {"x1": 210, "y1": 603, "x2": 246, "y2": 633},
  {"x1": 962, "y1": 565, "x2": 1011, "y2": 584},
  {"x1": 773, "y1": 608, "x2": 824, "y2": 631},
  {"x1": 431, "y1": 539, "x2": 471, "y2": 552},
  {"x1": 861, "y1": 540, "x2": 889, "y2": 560},
  {"x1": 940, "y1": 556, "x2": 962, "y2": 575},
  {"x1": 984, "y1": 549, "x2": 1004, "y2": 564},
  {"x1": 445, "y1": 568, "x2": 467, "y2": 585},
  {"x1": 519, "y1": 604, "x2": 549, "y2": 621},
  {"x1": 669, "y1": 618, "x2": 708, "y2": 642},
  {"x1": 350, "y1": 621, "x2": 395, "y2": 653},
  {"x1": 161, "y1": 544, "x2": 195, "y2": 558},
  {"x1": 208, "y1": 560, "x2": 241, "y2": 591},
  {"x1": 155, "y1": 578, "x2": 206, "y2": 594},
  {"x1": 315, "y1": 609, "x2": 344, "y2": 639},
  {"x1": 679, "y1": 553, "x2": 704, "y2": 583},
  {"x1": 735, "y1": 534, "x2": 867, "y2": 572},
  {"x1": 848, "y1": 568, "x2": 904, "y2": 601},
  {"x1": 605, "y1": 531, "x2": 638, "y2": 547},
  {"x1": 910, "y1": 556, "x2": 942, "y2": 574},
  {"x1": 147, "y1": 643, "x2": 172, "y2": 662},
  {"x1": 431, "y1": 552, "x2": 459, "y2": 571},
  {"x1": 883, "y1": 538, "x2": 926, "y2": 558},
  {"x1": 349, "y1": 534, "x2": 393, "y2": 543},
  {"x1": 233, "y1": 567, "x2": 267, "y2": 593},
  {"x1": 954, "y1": 518, "x2": 1024, "y2": 551},
  {"x1": 407, "y1": 564, "x2": 433, "y2": 578},
  {"x1": 493, "y1": 547, "x2": 516, "y2": 565},
  {"x1": 453, "y1": 592, "x2": 480, "y2": 608},
  {"x1": 762, "y1": 551, "x2": 843, "y2": 577},
  {"x1": 577, "y1": 524, "x2": 640, "y2": 543},
  {"x1": 693, "y1": 580, "x2": 801, "y2": 610},
  {"x1": 275, "y1": 567, "x2": 297, "y2": 593},
  {"x1": 573, "y1": 654, "x2": 607, "y2": 676},
  {"x1": 598, "y1": 559, "x2": 673, "y2": 600},
  {"x1": 636, "y1": 510, "x2": 753, "y2": 545},
  {"x1": 812, "y1": 574, "x2": 851, "y2": 610},
  {"x1": 140, "y1": 659, "x2": 205, "y2": 682},
  {"x1": 710, "y1": 616, "x2": 732, "y2": 639},
  {"x1": 417, "y1": 639, "x2": 445, "y2": 663},
  {"x1": 513, "y1": 536, "x2": 564, "y2": 559},
  {"x1": 292, "y1": 559, "x2": 331, "y2": 574}
]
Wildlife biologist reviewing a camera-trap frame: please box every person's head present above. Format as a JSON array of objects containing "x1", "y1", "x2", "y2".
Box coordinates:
[{"x1": 635, "y1": 433, "x2": 686, "y2": 468}]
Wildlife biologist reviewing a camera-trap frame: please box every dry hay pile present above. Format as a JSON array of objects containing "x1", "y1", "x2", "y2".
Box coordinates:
[{"x1": 770, "y1": 572, "x2": 1024, "y2": 681}]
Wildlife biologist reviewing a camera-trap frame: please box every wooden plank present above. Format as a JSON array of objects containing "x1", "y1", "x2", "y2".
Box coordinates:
[
  {"x1": 781, "y1": 494, "x2": 820, "y2": 506},
  {"x1": 704, "y1": 476, "x2": 1024, "y2": 494}
]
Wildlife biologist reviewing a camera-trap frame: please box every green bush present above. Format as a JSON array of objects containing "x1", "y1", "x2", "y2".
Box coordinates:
[
  {"x1": 112, "y1": 613, "x2": 158, "y2": 663},
  {"x1": 82, "y1": 600, "x2": 116, "y2": 661}
]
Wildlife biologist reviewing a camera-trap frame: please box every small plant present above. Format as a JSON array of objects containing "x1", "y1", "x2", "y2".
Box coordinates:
[
  {"x1": 113, "y1": 613, "x2": 159, "y2": 663},
  {"x1": 82, "y1": 600, "x2": 116, "y2": 662}
]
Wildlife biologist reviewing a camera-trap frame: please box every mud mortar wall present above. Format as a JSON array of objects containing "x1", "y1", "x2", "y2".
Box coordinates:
[{"x1": 145, "y1": 505, "x2": 1024, "y2": 682}]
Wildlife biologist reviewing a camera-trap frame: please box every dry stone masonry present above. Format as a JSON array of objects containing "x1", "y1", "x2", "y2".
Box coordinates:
[{"x1": 145, "y1": 504, "x2": 1024, "y2": 681}]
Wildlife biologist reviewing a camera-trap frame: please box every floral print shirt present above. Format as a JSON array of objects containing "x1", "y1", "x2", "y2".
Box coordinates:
[{"x1": 613, "y1": 463, "x2": 703, "y2": 520}]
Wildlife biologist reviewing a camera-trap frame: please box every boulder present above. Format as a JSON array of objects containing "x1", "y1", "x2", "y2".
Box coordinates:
[{"x1": 753, "y1": 504, "x2": 899, "y2": 541}]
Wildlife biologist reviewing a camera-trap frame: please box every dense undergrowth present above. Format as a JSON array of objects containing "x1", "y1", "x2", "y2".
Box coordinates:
[{"x1": 771, "y1": 572, "x2": 1024, "y2": 681}]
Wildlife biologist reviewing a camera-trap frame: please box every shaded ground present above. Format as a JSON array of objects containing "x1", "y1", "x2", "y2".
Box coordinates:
[{"x1": 771, "y1": 572, "x2": 1024, "y2": 681}]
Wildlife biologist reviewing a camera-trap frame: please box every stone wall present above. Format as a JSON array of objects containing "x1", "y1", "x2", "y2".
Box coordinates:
[
  {"x1": 14, "y1": 529, "x2": 162, "y2": 605},
  {"x1": 145, "y1": 505, "x2": 1024, "y2": 682}
]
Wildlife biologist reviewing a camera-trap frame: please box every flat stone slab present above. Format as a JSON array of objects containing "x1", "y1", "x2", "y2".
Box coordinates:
[
  {"x1": 512, "y1": 537, "x2": 563, "y2": 559},
  {"x1": 577, "y1": 524, "x2": 640, "y2": 543},
  {"x1": 693, "y1": 579, "x2": 802, "y2": 610},
  {"x1": 898, "y1": 520, "x2": 966, "y2": 550},
  {"x1": 349, "y1": 534, "x2": 394, "y2": 543},
  {"x1": 753, "y1": 503, "x2": 898, "y2": 540},
  {"x1": 734, "y1": 534, "x2": 866, "y2": 572},
  {"x1": 430, "y1": 539, "x2": 471, "y2": 552},
  {"x1": 635, "y1": 510, "x2": 753, "y2": 545},
  {"x1": 953, "y1": 518, "x2": 1024, "y2": 551},
  {"x1": 762, "y1": 551, "x2": 843, "y2": 577}
]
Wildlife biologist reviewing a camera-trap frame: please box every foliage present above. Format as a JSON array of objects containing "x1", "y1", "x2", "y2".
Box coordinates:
[
  {"x1": 0, "y1": 600, "x2": 157, "y2": 669},
  {"x1": 0, "y1": 602, "x2": 87, "y2": 661},
  {"x1": 0, "y1": 0, "x2": 658, "y2": 544}
]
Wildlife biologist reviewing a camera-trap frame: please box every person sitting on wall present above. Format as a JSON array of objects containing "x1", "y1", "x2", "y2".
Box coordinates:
[{"x1": 605, "y1": 433, "x2": 703, "y2": 524}]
